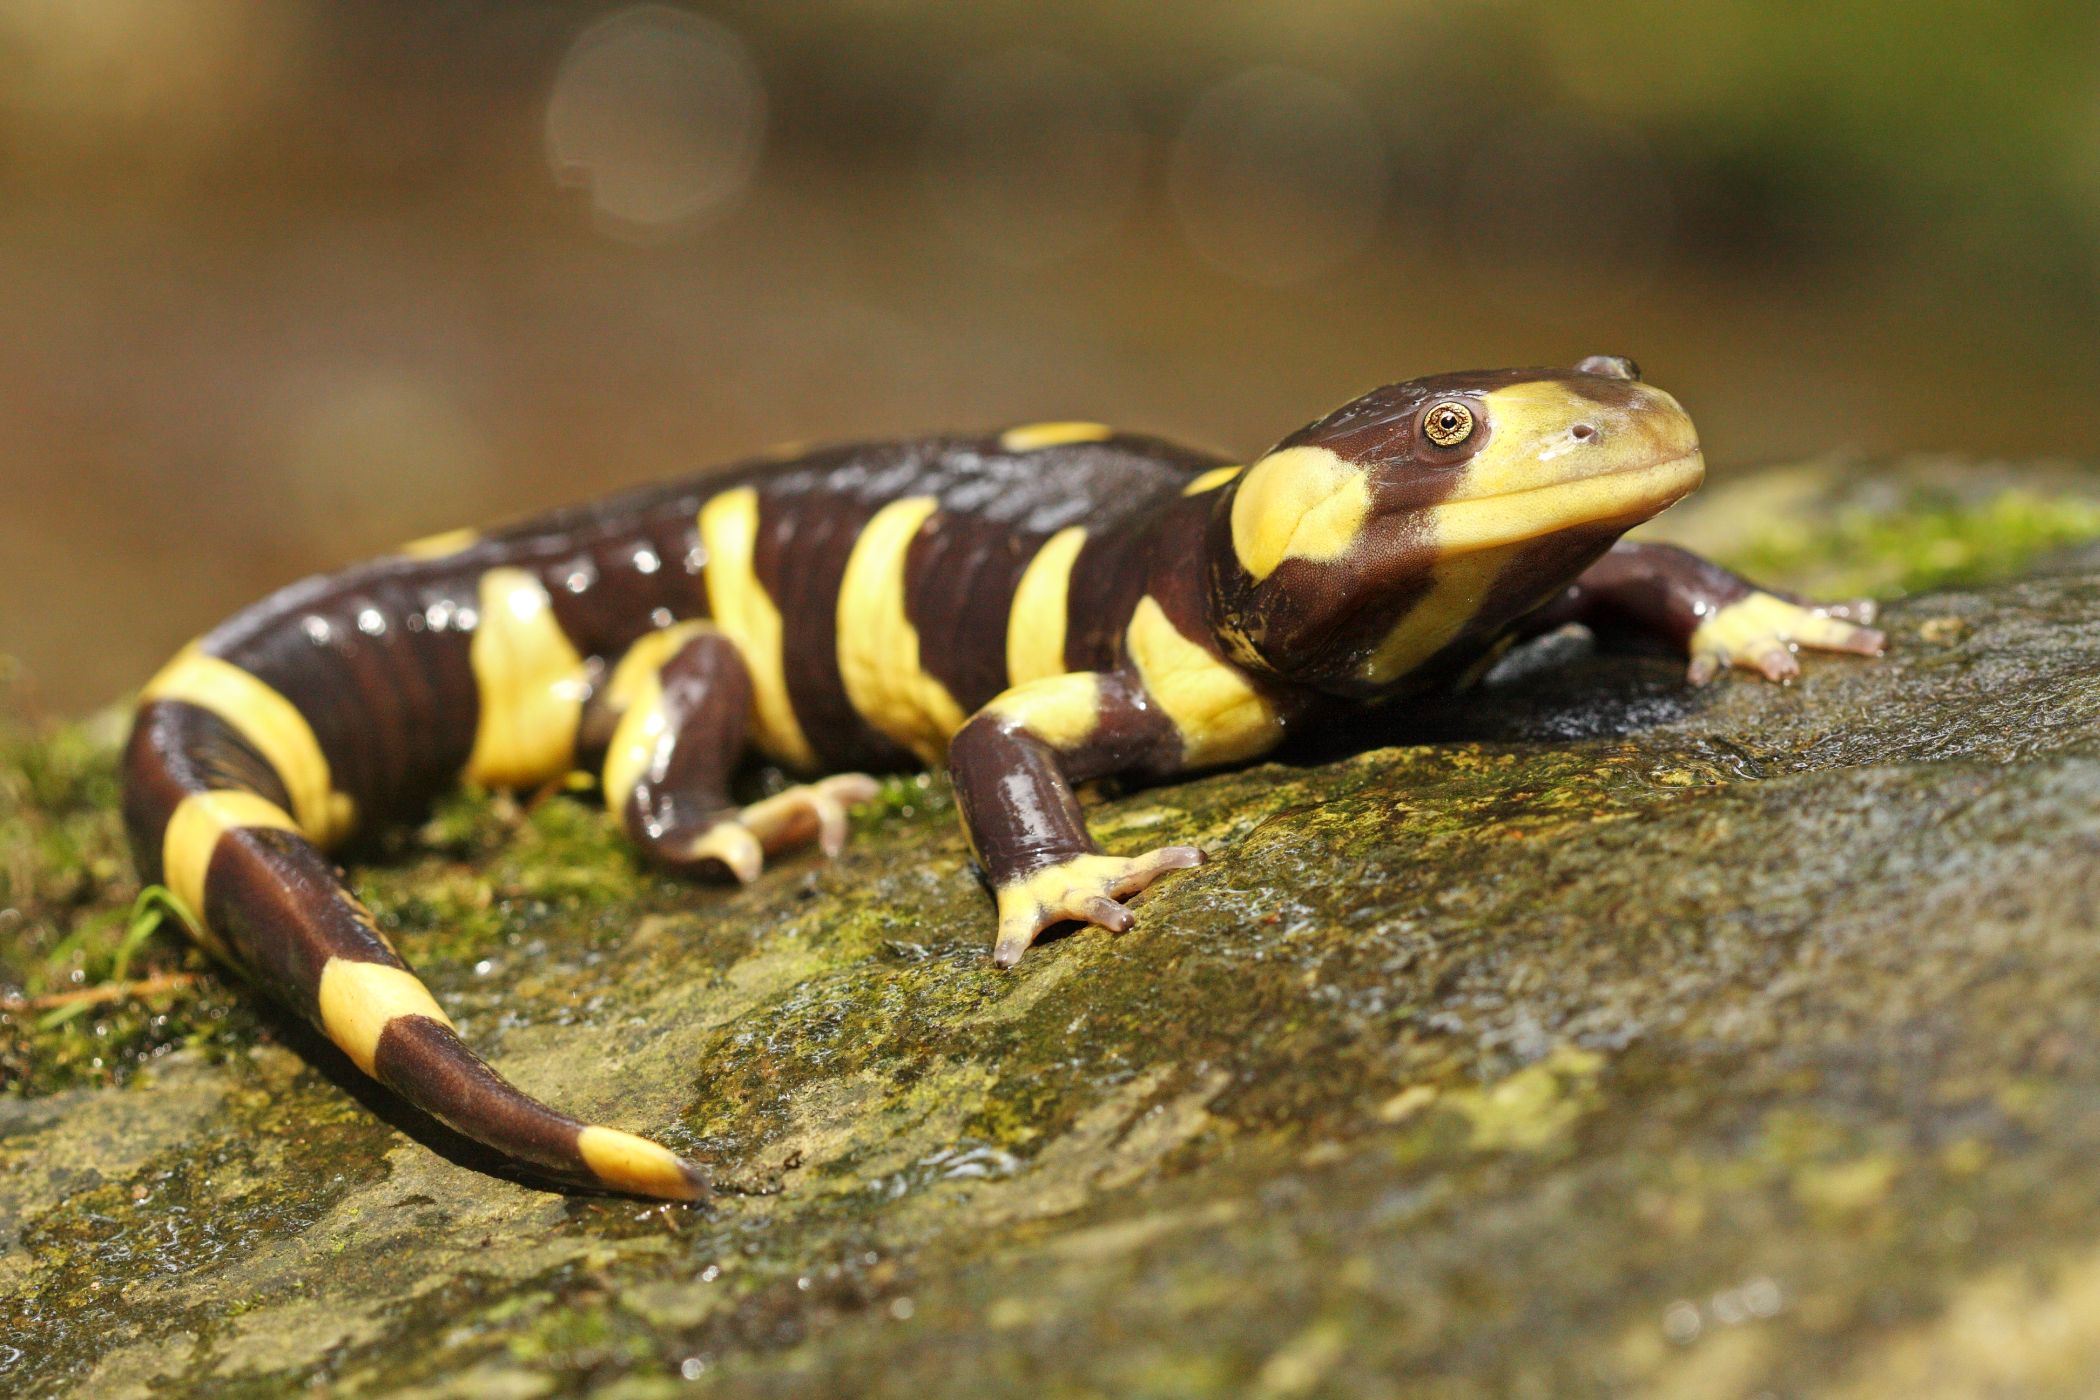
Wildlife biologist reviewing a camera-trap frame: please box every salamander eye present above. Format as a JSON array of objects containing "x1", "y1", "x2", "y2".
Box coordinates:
[{"x1": 1423, "y1": 401, "x2": 1474, "y2": 448}]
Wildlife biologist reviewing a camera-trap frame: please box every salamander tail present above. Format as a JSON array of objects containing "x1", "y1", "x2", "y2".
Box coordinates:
[{"x1": 123, "y1": 695, "x2": 709, "y2": 1201}]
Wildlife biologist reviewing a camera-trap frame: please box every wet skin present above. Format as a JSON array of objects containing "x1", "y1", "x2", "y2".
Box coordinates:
[{"x1": 122, "y1": 356, "x2": 1884, "y2": 1199}]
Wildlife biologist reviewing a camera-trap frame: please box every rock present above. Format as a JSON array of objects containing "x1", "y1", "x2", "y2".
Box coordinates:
[{"x1": 6, "y1": 460, "x2": 2100, "y2": 1397}]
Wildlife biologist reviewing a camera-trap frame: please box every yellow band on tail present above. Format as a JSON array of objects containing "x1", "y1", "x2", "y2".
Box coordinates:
[
  {"x1": 578, "y1": 1125, "x2": 708, "y2": 1200},
  {"x1": 316, "y1": 957, "x2": 456, "y2": 1076},
  {"x1": 162, "y1": 790, "x2": 299, "y2": 928},
  {"x1": 143, "y1": 647, "x2": 358, "y2": 845}
]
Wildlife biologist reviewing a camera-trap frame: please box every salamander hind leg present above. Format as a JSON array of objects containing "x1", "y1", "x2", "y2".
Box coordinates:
[{"x1": 597, "y1": 624, "x2": 878, "y2": 882}]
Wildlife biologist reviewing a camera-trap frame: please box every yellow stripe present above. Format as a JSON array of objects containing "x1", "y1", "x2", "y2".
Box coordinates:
[
  {"x1": 981, "y1": 672, "x2": 1101, "y2": 751},
  {"x1": 142, "y1": 646, "x2": 357, "y2": 845},
  {"x1": 836, "y1": 497, "x2": 969, "y2": 764},
  {"x1": 1126, "y1": 596, "x2": 1283, "y2": 768},
  {"x1": 999, "y1": 421, "x2": 1113, "y2": 453},
  {"x1": 577, "y1": 1125, "x2": 706, "y2": 1201},
  {"x1": 1414, "y1": 379, "x2": 1704, "y2": 557},
  {"x1": 315, "y1": 956, "x2": 456, "y2": 1077},
  {"x1": 161, "y1": 790, "x2": 300, "y2": 953},
  {"x1": 1229, "y1": 445, "x2": 1372, "y2": 582},
  {"x1": 1425, "y1": 454, "x2": 1705, "y2": 555},
  {"x1": 1182, "y1": 464, "x2": 1243, "y2": 496},
  {"x1": 604, "y1": 620, "x2": 713, "y2": 714},
  {"x1": 600, "y1": 678, "x2": 668, "y2": 820},
  {"x1": 600, "y1": 621, "x2": 714, "y2": 816},
  {"x1": 1357, "y1": 548, "x2": 1512, "y2": 688},
  {"x1": 1006, "y1": 526, "x2": 1086, "y2": 687},
  {"x1": 463, "y1": 568, "x2": 591, "y2": 789},
  {"x1": 398, "y1": 527, "x2": 478, "y2": 559},
  {"x1": 699, "y1": 488, "x2": 819, "y2": 770}
]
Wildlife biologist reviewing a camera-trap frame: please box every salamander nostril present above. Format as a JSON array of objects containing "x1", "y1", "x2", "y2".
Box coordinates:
[{"x1": 1571, "y1": 422, "x2": 1598, "y2": 441}]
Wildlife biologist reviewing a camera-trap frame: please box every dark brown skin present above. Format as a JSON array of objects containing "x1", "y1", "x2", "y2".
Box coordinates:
[
  {"x1": 122, "y1": 358, "x2": 1885, "y2": 1198},
  {"x1": 598, "y1": 629, "x2": 755, "y2": 868}
]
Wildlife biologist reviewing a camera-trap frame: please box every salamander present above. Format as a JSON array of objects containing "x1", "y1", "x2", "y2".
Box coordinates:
[{"x1": 122, "y1": 356, "x2": 1883, "y2": 1200}]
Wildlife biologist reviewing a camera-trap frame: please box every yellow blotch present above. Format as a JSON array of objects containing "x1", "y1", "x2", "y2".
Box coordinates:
[
  {"x1": 161, "y1": 790, "x2": 299, "y2": 953},
  {"x1": 577, "y1": 1125, "x2": 707, "y2": 1201},
  {"x1": 315, "y1": 956, "x2": 455, "y2": 1077},
  {"x1": 999, "y1": 421, "x2": 1114, "y2": 453},
  {"x1": 604, "y1": 621, "x2": 713, "y2": 714},
  {"x1": 1125, "y1": 596, "x2": 1282, "y2": 768},
  {"x1": 1182, "y1": 464, "x2": 1243, "y2": 496},
  {"x1": 996, "y1": 852, "x2": 1149, "y2": 913},
  {"x1": 142, "y1": 646, "x2": 357, "y2": 845},
  {"x1": 1427, "y1": 379, "x2": 1704, "y2": 555},
  {"x1": 398, "y1": 527, "x2": 478, "y2": 560},
  {"x1": 1429, "y1": 454, "x2": 1704, "y2": 556},
  {"x1": 1459, "y1": 379, "x2": 1698, "y2": 499},
  {"x1": 464, "y1": 568, "x2": 590, "y2": 789},
  {"x1": 990, "y1": 845, "x2": 1202, "y2": 964},
  {"x1": 1229, "y1": 445, "x2": 1372, "y2": 582},
  {"x1": 982, "y1": 672, "x2": 1102, "y2": 751},
  {"x1": 599, "y1": 622, "x2": 715, "y2": 816},
  {"x1": 699, "y1": 488, "x2": 819, "y2": 771},
  {"x1": 1357, "y1": 548, "x2": 1512, "y2": 688},
  {"x1": 836, "y1": 496, "x2": 969, "y2": 764},
  {"x1": 1006, "y1": 525, "x2": 1086, "y2": 687}
]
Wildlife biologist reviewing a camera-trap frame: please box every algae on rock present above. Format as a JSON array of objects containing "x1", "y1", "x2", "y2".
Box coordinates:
[{"x1": 6, "y1": 460, "x2": 2100, "y2": 1397}]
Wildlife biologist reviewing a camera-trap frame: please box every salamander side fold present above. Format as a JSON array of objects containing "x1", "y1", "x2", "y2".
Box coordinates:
[{"x1": 122, "y1": 359, "x2": 1886, "y2": 1196}]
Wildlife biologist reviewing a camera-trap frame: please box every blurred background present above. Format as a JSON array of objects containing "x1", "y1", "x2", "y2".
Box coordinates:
[{"x1": 4, "y1": 0, "x2": 2099, "y2": 713}]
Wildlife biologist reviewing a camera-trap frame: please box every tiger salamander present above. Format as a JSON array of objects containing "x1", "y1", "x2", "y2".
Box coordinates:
[{"x1": 123, "y1": 356, "x2": 1883, "y2": 1199}]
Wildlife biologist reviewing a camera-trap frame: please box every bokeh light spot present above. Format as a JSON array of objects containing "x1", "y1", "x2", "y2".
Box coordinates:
[
  {"x1": 921, "y1": 48, "x2": 1143, "y2": 267},
  {"x1": 1169, "y1": 67, "x2": 1390, "y2": 286},
  {"x1": 545, "y1": 6, "x2": 766, "y2": 241}
]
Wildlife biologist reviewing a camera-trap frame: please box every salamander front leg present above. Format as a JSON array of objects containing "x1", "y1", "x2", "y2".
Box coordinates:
[
  {"x1": 948, "y1": 671, "x2": 1200, "y2": 967},
  {"x1": 1534, "y1": 540, "x2": 1885, "y2": 686},
  {"x1": 596, "y1": 624, "x2": 876, "y2": 881}
]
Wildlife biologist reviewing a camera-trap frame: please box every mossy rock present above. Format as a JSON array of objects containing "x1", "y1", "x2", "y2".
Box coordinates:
[{"x1": 6, "y1": 459, "x2": 2100, "y2": 1397}]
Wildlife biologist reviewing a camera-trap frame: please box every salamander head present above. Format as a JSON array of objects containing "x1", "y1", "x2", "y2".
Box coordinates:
[{"x1": 1206, "y1": 356, "x2": 1704, "y2": 698}]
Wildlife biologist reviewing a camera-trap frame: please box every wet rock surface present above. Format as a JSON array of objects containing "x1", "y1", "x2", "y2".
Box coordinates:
[{"x1": 7, "y1": 462, "x2": 2100, "y2": 1397}]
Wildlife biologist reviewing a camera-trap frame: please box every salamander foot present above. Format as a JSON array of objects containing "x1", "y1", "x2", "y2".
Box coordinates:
[
  {"x1": 741, "y1": 774, "x2": 882, "y2": 859},
  {"x1": 991, "y1": 846, "x2": 1204, "y2": 968},
  {"x1": 1687, "y1": 592, "x2": 1885, "y2": 686},
  {"x1": 682, "y1": 774, "x2": 881, "y2": 883}
]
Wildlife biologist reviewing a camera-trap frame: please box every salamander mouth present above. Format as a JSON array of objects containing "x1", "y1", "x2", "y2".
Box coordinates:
[{"x1": 1428, "y1": 445, "x2": 1705, "y2": 556}]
